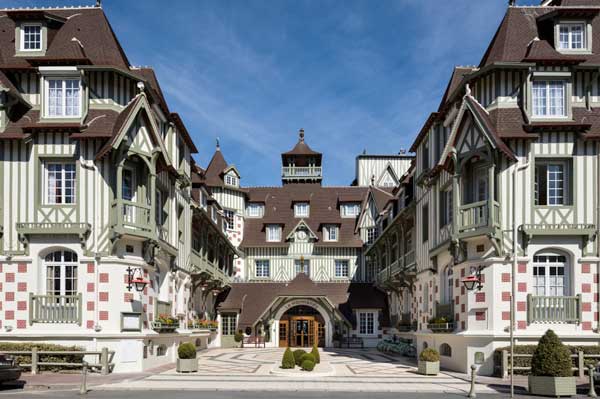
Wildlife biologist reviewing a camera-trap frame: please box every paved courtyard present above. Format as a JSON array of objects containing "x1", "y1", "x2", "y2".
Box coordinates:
[{"x1": 98, "y1": 348, "x2": 501, "y2": 394}]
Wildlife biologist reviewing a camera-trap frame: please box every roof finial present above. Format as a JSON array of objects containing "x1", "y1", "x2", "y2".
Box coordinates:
[
  {"x1": 216, "y1": 137, "x2": 220, "y2": 151},
  {"x1": 299, "y1": 128, "x2": 305, "y2": 142},
  {"x1": 96, "y1": 0, "x2": 102, "y2": 7}
]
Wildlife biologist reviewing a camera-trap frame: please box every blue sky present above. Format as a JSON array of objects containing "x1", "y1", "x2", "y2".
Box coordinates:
[{"x1": 5, "y1": 0, "x2": 541, "y2": 186}]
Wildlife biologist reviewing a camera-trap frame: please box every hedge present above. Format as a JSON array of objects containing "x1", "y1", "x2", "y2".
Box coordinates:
[{"x1": 0, "y1": 342, "x2": 85, "y2": 372}]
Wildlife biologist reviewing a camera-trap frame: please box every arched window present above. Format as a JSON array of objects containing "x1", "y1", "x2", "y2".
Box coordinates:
[
  {"x1": 44, "y1": 250, "x2": 78, "y2": 297},
  {"x1": 423, "y1": 284, "x2": 429, "y2": 312},
  {"x1": 442, "y1": 266, "x2": 454, "y2": 304},
  {"x1": 440, "y1": 343, "x2": 452, "y2": 357},
  {"x1": 533, "y1": 250, "x2": 569, "y2": 296}
]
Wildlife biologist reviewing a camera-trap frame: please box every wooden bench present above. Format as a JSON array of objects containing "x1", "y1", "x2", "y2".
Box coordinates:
[{"x1": 342, "y1": 337, "x2": 364, "y2": 349}]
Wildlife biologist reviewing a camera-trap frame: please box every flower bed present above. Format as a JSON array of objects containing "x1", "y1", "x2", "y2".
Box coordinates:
[
  {"x1": 377, "y1": 339, "x2": 416, "y2": 357},
  {"x1": 152, "y1": 314, "x2": 180, "y2": 332},
  {"x1": 187, "y1": 319, "x2": 218, "y2": 330}
]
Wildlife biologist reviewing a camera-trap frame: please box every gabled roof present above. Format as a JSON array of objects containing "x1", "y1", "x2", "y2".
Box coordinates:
[{"x1": 285, "y1": 219, "x2": 319, "y2": 241}]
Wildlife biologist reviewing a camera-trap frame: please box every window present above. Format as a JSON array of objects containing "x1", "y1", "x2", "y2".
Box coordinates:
[
  {"x1": 358, "y1": 312, "x2": 375, "y2": 335},
  {"x1": 223, "y1": 210, "x2": 235, "y2": 230},
  {"x1": 422, "y1": 205, "x2": 429, "y2": 242},
  {"x1": 45, "y1": 79, "x2": 81, "y2": 118},
  {"x1": 295, "y1": 259, "x2": 310, "y2": 276},
  {"x1": 422, "y1": 140, "x2": 429, "y2": 171},
  {"x1": 255, "y1": 260, "x2": 270, "y2": 278},
  {"x1": 247, "y1": 203, "x2": 263, "y2": 218},
  {"x1": 439, "y1": 189, "x2": 453, "y2": 227},
  {"x1": 423, "y1": 284, "x2": 429, "y2": 312},
  {"x1": 211, "y1": 206, "x2": 217, "y2": 223},
  {"x1": 45, "y1": 250, "x2": 78, "y2": 297},
  {"x1": 294, "y1": 202, "x2": 310, "y2": 218},
  {"x1": 324, "y1": 225, "x2": 339, "y2": 242},
  {"x1": 21, "y1": 24, "x2": 42, "y2": 51},
  {"x1": 341, "y1": 203, "x2": 361, "y2": 218},
  {"x1": 266, "y1": 225, "x2": 282, "y2": 242},
  {"x1": 442, "y1": 266, "x2": 453, "y2": 305},
  {"x1": 366, "y1": 227, "x2": 378, "y2": 245},
  {"x1": 558, "y1": 23, "x2": 585, "y2": 50},
  {"x1": 222, "y1": 314, "x2": 237, "y2": 335},
  {"x1": 533, "y1": 252, "x2": 568, "y2": 296},
  {"x1": 532, "y1": 80, "x2": 566, "y2": 118},
  {"x1": 535, "y1": 160, "x2": 571, "y2": 206},
  {"x1": 335, "y1": 260, "x2": 349, "y2": 278},
  {"x1": 440, "y1": 343, "x2": 452, "y2": 357},
  {"x1": 224, "y1": 173, "x2": 238, "y2": 187},
  {"x1": 45, "y1": 162, "x2": 76, "y2": 205}
]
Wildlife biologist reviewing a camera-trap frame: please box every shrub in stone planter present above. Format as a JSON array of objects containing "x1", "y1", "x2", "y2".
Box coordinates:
[
  {"x1": 234, "y1": 330, "x2": 244, "y2": 347},
  {"x1": 311, "y1": 344, "x2": 320, "y2": 364},
  {"x1": 528, "y1": 330, "x2": 575, "y2": 397},
  {"x1": 176, "y1": 342, "x2": 197, "y2": 373},
  {"x1": 417, "y1": 347, "x2": 440, "y2": 375},
  {"x1": 293, "y1": 349, "x2": 307, "y2": 366},
  {"x1": 281, "y1": 347, "x2": 295, "y2": 369},
  {"x1": 301, "y1": 359, "x2": 315, "y2": 371}
]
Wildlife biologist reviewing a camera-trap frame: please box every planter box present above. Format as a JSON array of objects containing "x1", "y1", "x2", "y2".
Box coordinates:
[
  {"x1": 151, "y1": 321, "x2": 179, "y2": 333},
  {"x1": 427, "y1": 323, "x2": 455, "y2": 333},
  {"x1": 176, "y1": 358, "x2": 198, "y2": 373},
  {"x1": 418, "y1": 360, "x2": 439, "y2": 375},
  {"x1": 528, "y1": 375, "x2": 576, "y2": 397}
]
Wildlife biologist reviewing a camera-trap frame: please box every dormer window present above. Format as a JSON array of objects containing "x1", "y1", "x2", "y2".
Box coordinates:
[
  {"x1": 224, "y1": 173, "x2": 238, "y2": 187},
  {"x1": 323, "y1": 225, "x2": 339, "y2": 242},
  {"x1": 247, "y1": 203, "x2": 264, "y2": 218},
  {"x1": 21, "y1": 24, "x2": 42, "y2": 51},
  {"x1": 44, "y1": 78, "x2": 82, "y2": 118},
  {"x1": 532, "y1": 80, "x2": 567, "y2": 118},
  {"x1": 558, "y1": 23, "x2": 585, "y2": 50},
  {"x1": 266, "y1": 225, "x2": 282, "y2": 242},
  {"x1": 294, "y1": 202, "x2": 310, "y2": 218},
  {"x1": 341, "y1": 203, "x2": 360, "y2": 218}
]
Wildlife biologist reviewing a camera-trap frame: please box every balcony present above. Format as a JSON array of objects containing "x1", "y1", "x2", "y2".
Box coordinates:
[
  {"x1": 527, "y1": 294, "x2": 581, "y2": 324},
  {"x1": 111, "y1": 200, "x2": 153, "y2": 239},
  {"x1": 29, "y1": 293, "x2": 82, "y2": 325},
  {"x1": 190, "y1": 249, "x2": 231, "y2": 286},
  {"x1": 281, "y1": 166, "x2": 322, "y2": 179},
  {"x1": 457, "y1": 200, "x2": 500, "y2": 239},
  {"x1": 427, "y1": 300, "x2": 455, "y2": 333}
]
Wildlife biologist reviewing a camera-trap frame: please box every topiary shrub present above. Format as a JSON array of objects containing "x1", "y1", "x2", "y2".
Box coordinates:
[
  {"x1": 281, "y1": 347, "x2": 295, "y2": 369},
  {"x1": 531, "y1": 329, "x2": 572, "y2": 377},
  {"x1": 293, "y1": 349, "x2": 307, "y2": 366},
  {"x1": 419, "y1": 347, "x2": 440, "y2": 362},
  {"x1": 300, "y1": 353, "x2": 315, "y2": 365},
  {"x1": 178, "y1": 342, "x2": 196, "y2": 359},
  {"x1": 301, "y1": 359, "x2": 315, "y2": 371},
  {"x1": 234, "y1": 330, "x2": 244, "y2": 344},
  {"x1": 311, "y1": 344, "x2": 320, "y2": 364}
]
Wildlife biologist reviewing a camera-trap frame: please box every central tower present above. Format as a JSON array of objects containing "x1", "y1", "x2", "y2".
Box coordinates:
[{"x1": 281, "y1": 129, "x2": 323, "y2": 185}]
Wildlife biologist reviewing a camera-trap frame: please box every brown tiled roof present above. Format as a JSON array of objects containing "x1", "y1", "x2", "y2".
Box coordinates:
[
  {"x1": 241, "y1": 184, "x2": 368, "y2": 248},
  {"x1": 523, "y1": 39, "x2": 586, "y2": 64},
  {"x1": 218, "y1": 273, "x2": 389, "y2": 329},
  {"x1": 438, "y1": 66, "x2": 475, "y2": 111},
  {"x1": 370, "y1": 186, "x2": 395, "y2": 214},
  {"x1": 282, "y1": 131, "x2": 322, "y2": 157},
  {"x1": 170, "y1": 112, "x2": 198, "y2": 154},
  {"x1": 204, "y1": 148, "x2": 229, "y2": 187}
]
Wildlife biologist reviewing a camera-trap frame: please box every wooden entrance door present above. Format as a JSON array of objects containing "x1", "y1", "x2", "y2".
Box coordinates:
[
  {"x1": 291, "y1": 316, "x2": 316, "y2": 347},
  {"x1": 278, "y1": 320, "x2": 289, "y2": 347}
]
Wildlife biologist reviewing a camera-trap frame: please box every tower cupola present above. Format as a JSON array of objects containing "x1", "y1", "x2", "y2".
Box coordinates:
[{"x1": 281, "y1": 129, "x2": 322, "y2": 185}]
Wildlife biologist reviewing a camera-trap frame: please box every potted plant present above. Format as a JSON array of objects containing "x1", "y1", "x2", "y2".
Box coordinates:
[
  {"x1": 234, "y1": 330, "x2": 244, "y2": 348},
  {"x1": 176, "y1": 342, "x2": 197, "y2": 373},
  {"x1": 152, "y1": 314, "x2": 179, "y2": 332},
  {"x1": 427, "y1": 317, "x2": 454, "y2": 333},
  {"x1": 418, "y1": 347, "x2": 440, "y2": 375},
  {"x1": 528, "y1": 330, "x2": 575, "y2": 397}
]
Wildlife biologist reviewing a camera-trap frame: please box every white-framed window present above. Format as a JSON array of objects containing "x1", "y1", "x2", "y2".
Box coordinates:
[
  {"x1": 21, "y1": 24, "x2": 42, "y2": 51},
  {"x1": 558, "y1": 23, "x2": 585, "y2": 50},
  {"x1": 45, "y1": 250, "x2": 78, "y2": 297},
  {"x1": 335, "y1": 260, "x2": 349, "y2": 278},
  {"x1": 247, "y1": 203, "x2": 264, "y2": 218},
  {"x1": 266, "y1": 225, "x2": 282, "y2": 242},
  {"x1": 532, "y1": 80, "x2": 566, "y2": 118},
  {"x1": 223, "y1": 209, "x2": 235, "y2": 230},
  {"x1": 324, "y1": 225, "x2": 339, "y2": 242},
  {"x1": 366, "y1": 227, "x2": 378, "y2": 245},
  {"x1": 442, "y1": 266, "x2": 453, "y2": 305},
  {"x1": 295, "y1": 259, "x2": 310, "y2": 276},
  {"x1": 45, "y1": 162, "x2": 76, "y2": 205},
  {"x1": 221, "y1": 314, "x2": 236, "y2": 336},
  {"x1": 224, "y1": 173, "x2": 238, "y2": 187},
  {"x1": 200, "y1": 190, "x2": 208, "y2": 209},
  {"x1": 341, "y1": 203, "x2": 361, "y2": 218},
  {"x1": 255, "y1": 260, "x2": 270, "y2": 278},
  {"x1": 535, "y1": 160, "x2": 571, "y2": 206},
  {"x1": 358, "y1": 311, "x2": 375, "y2": 335},
  {"x1": 211, "y1": 207, "x2": 217, "y2": 223},
  {"x1": 45, "y1": 78, "x2": 82, "y2": 118},
  {"x1": 294, "y1": 202, "x2": 310, "y2": 218},
  {"x1": 533, "y1": 251, "x2": 569, "y2": 296}
]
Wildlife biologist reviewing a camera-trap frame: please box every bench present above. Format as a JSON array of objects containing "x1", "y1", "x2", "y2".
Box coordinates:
[{"x1": 342, "y1": 337, "x2": 364, "y2": 349}]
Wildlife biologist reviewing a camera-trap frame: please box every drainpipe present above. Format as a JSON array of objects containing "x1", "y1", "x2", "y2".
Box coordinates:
[{"x1": 511, "y1": 159, "x2": 529, "y2": 398}]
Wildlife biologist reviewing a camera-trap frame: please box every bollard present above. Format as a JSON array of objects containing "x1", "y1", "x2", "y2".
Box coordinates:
[
  {"x1": 79, "y1": 361, "x2": 88, "y2": 395},
  {"x1": 589, "y1": 364, "x2": 597, "y2": 398},
  {"x1": 467, "y1": 364, "x2": 477, "y2": 398},
  {"x1": 100, "y1": 347, "x2": 109, "y2": 375},
  {"x1": 31, "y1": 346, "x2": 38, "y2": 375}
]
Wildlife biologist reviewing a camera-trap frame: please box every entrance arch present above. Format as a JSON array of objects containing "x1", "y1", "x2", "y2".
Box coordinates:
[{"x1": 272, "y1": 298, "x2": 333, "y2": 348}]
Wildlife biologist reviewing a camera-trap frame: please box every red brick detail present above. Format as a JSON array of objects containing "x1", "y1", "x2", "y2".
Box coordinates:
[
  {"x1": 5, "y1": 292, "x2": 14, "y2": 302},
  {"x1": 480, "y1": 274, "x2": 485, "y2": 284},
  {"x1": 87, "y1": 263, "x2": 95, "y2": 274},
  {"x1": 87, "y1": 301, "x2": 94, "y2": 311},
  {"x1": 0, "y1": 301, "x2": 3, "y2": 310},
  {"x1": 99, "y1": 273, "x2": 109, "y2": 283},
  {"x1": 87, "y1": 283, "x2": 94, "y2": 292},
  {"x1": 455, "y1": 296, "x2": 460, "y2": 305},
  {"x1": 583, "y1": 321, "x2": 593, "y2": 331},
  {"x1": 143, "y1": 304, "x2": 147, "y2": 312},
  {"x1": 5, "y1": 310, "x2": 14, "y2": 320},
  {"x1": 475, "y1": 292, "x2": 485, "y2": 302},
  {"x1": 582, "y1": 283, "x2": 592, "y2": 293},
  {"x1": 17, "y1": 282, "x2": 27, "y2": 292},
  {"x1": 5, "y1": 273, "x2": 15, "y2": 283},
  {"x1": 461, "y1": 286, "x2": 465, "y2": 295},
  {"x1": 517, "y1": 320, "x2": 527, "y2": 330},
  {"x1": 455, "y1": 313, "x2": 460, "y2": 322},
  {"x1": 518, "y1": 262, "x2": 527, "y2": 273},
  {"x1": 595, "y1": 274, "x2": 599, "y2": 284},
  {"x1": 124, "y1": 274, "x2": 130, "y2": 284},
  {"x1": 518, "y1": 282, "x2": 527, "y2": 292},
  {"x1": 86, "y1": 320, "x2": 95, "y2": 329},
  {"x1": 17, "y1": 301, "x2": 26, "y2": 311},
  {"x1": 582, "y1": 302, "x2": 592, "y2": 312},
  {"x1": 595, "y1": 293, "x2": 599, "y2": 303},
  {"x1": 455, "y1": 278, "x2": 459, "y2": 288},
  {"x1": 517, "y1": 301, "x2": 526, "y2": 311},
  {"x1": 461, "y1": 268, "x2": 465, "y2": 277},
  {"x1": 435, "y1": 286, "x2": 438, "y2": 294},
  {"x1": 502, "y1": 291, "x2": 511, "y2": 302},
  {"x1": 461, "y1": 321, "x2": 466, "y2": 330},
  {"x1": 143, "y1": 287, "x2": 148, "y2": 296},
  {"x1": 502, "y1": 311, "x2": 511, "y2": 320},
  {"x1": 582, "y1": 263, "x2": 591, "y2": 274},
  {"x1": 18, "y1": 263, "x2": 27, "y2": 273},
  {"x1": 596, "y1": 313, "x2": 599, "y2": 322},
  {"x1": 99, "y1": 292, "x2": 109, "y2": 302},
  {"x1": 475, "y1": 311, "x2": 486, "y2": 321},
  {"x1": 461, "y1": 304, "x2": 466, "y2": 313},
  {"x1": 16, "y1": 320, "x2": 26, "y2": 329},
  {"x1": 149, "y1": 296, "x2": 153, "y2": 305},
  {"x1": 99, "y1": 311, "x2": 108, "y2": 321},
  {"x1": 0, "y1": 282, "x2": 3, "y2": 292},
  {"x1": 124, "y1": 293, "x2": 133, "y2": 302},
  {"x1": 501, "y1": 273, "x2": 511, "y2": 283}
]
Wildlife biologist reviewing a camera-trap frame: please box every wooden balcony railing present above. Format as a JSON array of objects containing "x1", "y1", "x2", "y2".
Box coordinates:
[
  {"x1": 282, "y1": 166, "x2": 322, "y2": 179},
  {"x1": 404, "y1": 250, "x2": 416, "y2": 269},
  {"x1": 457, "y1": 200, "x2": 500, "y2": 237},
  {"x1": 112, "y1": 200, "x2": 153, "y2": 237},
  {"x1": 527, "y1": 294, "x2": 581, "y2": 324},
  {"x1": 29, "y1": 293, "x2": 82, "y2": 325}
]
